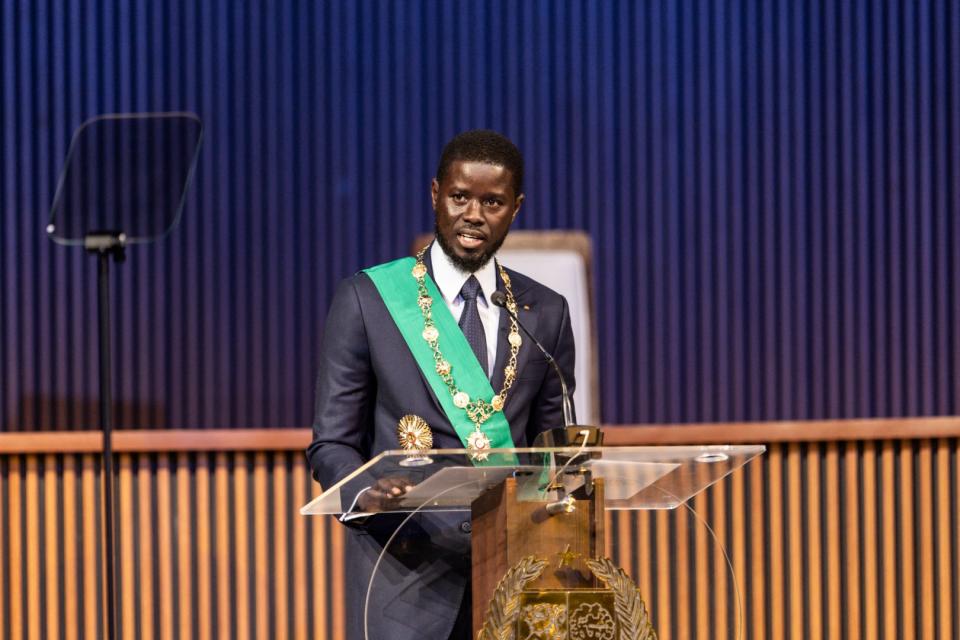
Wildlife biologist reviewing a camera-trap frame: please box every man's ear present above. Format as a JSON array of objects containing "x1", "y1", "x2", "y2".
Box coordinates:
[
  {"x1": 511, "y1": 193, "x2": 525, "y2": 221},
  {"x1": 430, "y1": 178, "x2": 440, "y2": 210}
]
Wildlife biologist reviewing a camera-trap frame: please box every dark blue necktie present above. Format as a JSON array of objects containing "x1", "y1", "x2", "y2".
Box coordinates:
[{"x1": 458, "y1": 276, "x2": 489, "y2": 376}]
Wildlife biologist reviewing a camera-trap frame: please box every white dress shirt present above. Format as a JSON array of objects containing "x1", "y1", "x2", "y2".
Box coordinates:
[{"x1": 429, "y1": 241, "x2": 501, "y2": 377}]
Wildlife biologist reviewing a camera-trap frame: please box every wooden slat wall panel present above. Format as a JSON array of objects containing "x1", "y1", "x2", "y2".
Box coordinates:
[
  {"x1": 213, "y1": 453, "x2": 231, "y2": 639},
  {"x1": 196, "y1": 453, "x2": 212, "y2": 640},
  {"x1": 605, "y1": 439, "x2": 960, "y2": 639},
  {"x1": 0, "y1": 439, "x2": 957, "y2": 639},
  {"x1": 843, "y1": 443, "x2": 861, "y2": 638},
  {"x1": 919, "y1": 443, "x2": 935, "y2": 636},
  {"x1": 936, "y1": 441, "x2": 954, "y2": 639},
  {"x1": 25, "y1": 455, "x2": 40, "y2": 639},
  {"x1": 0, "y1": 452, "x2": 345, "y2": 640},
  {"x1": 136, "y1": 453, "x2": 155, "y2": 639},
  {"x1": 81, "y1": 454, "x2": 101, "y2": 640},
  {"x1": 863, "y1": 444, "x2": 880, "y2": 639},
  {"x1": 881, "y1": 443, "x2": 898, "y2": 638},
  {"x1": 10, "y1": 456, "x2": 24, "y2": 638}
]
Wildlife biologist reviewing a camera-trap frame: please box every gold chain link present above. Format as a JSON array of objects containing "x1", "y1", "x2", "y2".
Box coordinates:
[{"x1": 412, "y1": 245, "x2": 522, "y2": 432}]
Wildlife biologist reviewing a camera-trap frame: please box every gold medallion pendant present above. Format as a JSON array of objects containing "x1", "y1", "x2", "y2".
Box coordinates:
[
  {"x1": 396, "y1": 414, "x2": 434, "y2": 467},
  {"x1": 467, "y1": 429, "x2": 492, "y2": 456}
]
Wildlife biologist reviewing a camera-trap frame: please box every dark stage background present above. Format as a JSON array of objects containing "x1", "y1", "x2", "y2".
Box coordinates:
[{"x1": 1, "y1": 0, "x2": 958, "y2": 431}]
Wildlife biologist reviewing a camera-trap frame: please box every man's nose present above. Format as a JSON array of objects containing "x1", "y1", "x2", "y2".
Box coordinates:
[{"x1": 463, "y1": 199, "x2": 483, "y2": 221}]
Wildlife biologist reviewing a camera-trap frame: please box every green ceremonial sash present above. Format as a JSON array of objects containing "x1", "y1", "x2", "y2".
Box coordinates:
[{"x1": 364, "y1": 257, "x2": 518, "y2": 465}]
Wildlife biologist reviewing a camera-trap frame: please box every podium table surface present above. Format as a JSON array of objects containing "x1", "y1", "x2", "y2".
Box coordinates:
[{"x1": 301, "y1": 444, "x2": 765, "y2": 516}]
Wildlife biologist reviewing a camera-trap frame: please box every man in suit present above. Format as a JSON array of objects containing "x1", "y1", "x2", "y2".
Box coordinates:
[{"x1": 306, "y1": 129, "x2": 576, "y2": 639}]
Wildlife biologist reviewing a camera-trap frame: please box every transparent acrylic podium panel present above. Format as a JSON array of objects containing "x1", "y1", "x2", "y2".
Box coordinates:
[
  {"x1": 300, "y1": 445, "x2": 765, "y2": 640},
  {"x1": 300, "y1": 445, "x2": 765, "y2": 516}
]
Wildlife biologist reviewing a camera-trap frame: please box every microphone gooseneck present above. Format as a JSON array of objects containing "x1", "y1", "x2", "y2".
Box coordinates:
[{"x1": 490, "y1": 291, "x2": 574, "y2": 428}]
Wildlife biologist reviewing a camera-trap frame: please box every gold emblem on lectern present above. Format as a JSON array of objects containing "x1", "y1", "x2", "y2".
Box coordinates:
[
  {"x1": 477, "y1": 556, "x2": 657, "y2": 640},
  {"x1": 521, "y1": 603, "x2": 567, "y2": 640},
  {"x1": 569, "y1": 602, "x2": 616, "y2": 640},
  {"x1": 556, "y1": 544, "x2": 579, "y2": 569}
]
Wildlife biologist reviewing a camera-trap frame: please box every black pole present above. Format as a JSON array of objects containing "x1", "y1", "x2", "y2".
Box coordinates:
[{"x1": 96, "y1": 250, "x2": 117, "y2": 640}]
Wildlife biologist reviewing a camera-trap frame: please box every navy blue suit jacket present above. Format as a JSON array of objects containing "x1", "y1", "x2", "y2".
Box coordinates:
[{"x1": 306, "y1": 249, "x2": 576, "y2": 639}]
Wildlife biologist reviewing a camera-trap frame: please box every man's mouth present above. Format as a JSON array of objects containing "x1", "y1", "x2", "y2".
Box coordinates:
[{"x1": 456, "y1": 230, "x2": 486, "y2": 250}]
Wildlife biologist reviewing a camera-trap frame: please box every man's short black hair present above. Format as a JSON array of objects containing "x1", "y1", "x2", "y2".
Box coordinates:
[{"x1": 435, "y1": 129, "x2": 524, "y2": 194}]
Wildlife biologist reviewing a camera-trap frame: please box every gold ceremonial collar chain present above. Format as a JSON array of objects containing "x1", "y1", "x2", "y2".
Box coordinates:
[{"x1": 412, "y1": 246, "x2": 522, "y2": 453}]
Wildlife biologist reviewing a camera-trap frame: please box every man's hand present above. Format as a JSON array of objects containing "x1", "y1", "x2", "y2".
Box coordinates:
[{"x1": 356, "y1": 477, "x2": 416, "y2": 512}]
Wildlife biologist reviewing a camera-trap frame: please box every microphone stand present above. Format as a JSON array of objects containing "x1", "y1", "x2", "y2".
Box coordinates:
[
  {"x1": 491, "y1": 290, "x2": 599, "y2": 498},
  {"x1": 490, "y1": 291, "x2": 574, "y2": 428}
]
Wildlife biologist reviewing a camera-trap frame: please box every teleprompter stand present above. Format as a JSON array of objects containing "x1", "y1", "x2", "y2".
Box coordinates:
[{"x1": 47, "y1": 113, "x2": 203, "y2": 640}]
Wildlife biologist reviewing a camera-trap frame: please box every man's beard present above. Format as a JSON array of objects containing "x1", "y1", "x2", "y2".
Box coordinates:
[{"x1": 434, "y1": 221, "x2": 508, "y2": 273}]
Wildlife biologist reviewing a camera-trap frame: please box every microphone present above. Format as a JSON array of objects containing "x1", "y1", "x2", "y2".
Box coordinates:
[{"x1": 490, "y1": 290, "x2": 575, "y2": 428}]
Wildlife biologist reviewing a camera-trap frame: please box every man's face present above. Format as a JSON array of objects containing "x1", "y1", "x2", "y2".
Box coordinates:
[{"x1": 431, "y1": 160, "x2": 524, "y2": 272}]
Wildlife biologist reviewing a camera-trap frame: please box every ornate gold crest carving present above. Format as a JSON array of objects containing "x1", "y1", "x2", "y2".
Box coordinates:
[
  {"x1": 477, "y1": 556, "x2": 657, "y2": 640},
  {"x1": 521, "y1": 603, "x2": 567, "y2": 640},
  {"x1": 556, "y1": 545, "x2": 579, "y2": 569},
  {"x1": 569, "y1": 602, "x2": 615, "y2": 640},
  {"x1": 477, "y1": 557, "x2": 547, "y2": 640},
  {"x1": 584, "y1": 558, "x2": 657, "y2": 640}
]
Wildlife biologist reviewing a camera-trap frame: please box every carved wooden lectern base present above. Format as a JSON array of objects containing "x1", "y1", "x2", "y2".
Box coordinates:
[{"x1": 471, "y1": 477, "x2": 656, "y2": 640}]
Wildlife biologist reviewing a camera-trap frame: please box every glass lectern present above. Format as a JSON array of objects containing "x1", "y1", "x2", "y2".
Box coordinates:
[{"x1": 302, "y1": 444, "x2": 765, "y2": 639}]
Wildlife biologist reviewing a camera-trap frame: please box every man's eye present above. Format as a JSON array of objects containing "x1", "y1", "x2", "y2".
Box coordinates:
[
  {"x1": 483, "y1": 198, "x2": 503, "y2": 207},
  {"x1": 451, "y1": 193, "x2": 467, "y2": 202}
]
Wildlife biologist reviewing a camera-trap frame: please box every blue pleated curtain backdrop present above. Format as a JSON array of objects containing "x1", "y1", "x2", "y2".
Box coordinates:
[{"x1": 1, "y1": 0, "x2": 958, "y2": 431}]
